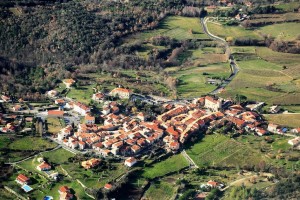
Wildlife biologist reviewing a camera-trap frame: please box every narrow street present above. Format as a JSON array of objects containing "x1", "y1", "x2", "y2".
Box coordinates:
[{"x1": 181, "y1": 150, "x2": 198, "y2": 168}]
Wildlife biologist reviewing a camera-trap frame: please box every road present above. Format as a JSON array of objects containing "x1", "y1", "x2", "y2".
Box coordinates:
[{"x1": 200, "y1": 17, "x2": 239, "y2": 95}]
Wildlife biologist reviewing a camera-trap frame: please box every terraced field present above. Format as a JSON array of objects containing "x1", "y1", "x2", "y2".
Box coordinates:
[{"x1": 127, "y1": 16, "x2": 209, "y2": 41}]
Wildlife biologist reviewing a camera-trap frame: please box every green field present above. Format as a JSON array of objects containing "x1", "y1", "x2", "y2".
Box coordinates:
[
  {"x1": 264, "y1": 114, "x2": 300, "y2": 128},
  {"x1": 274, "y1": 2, "x2": 300, "y2": 12},
  {"x1": 144, "y1": 180, "x2": 176, "y2": 200},
  {"x1": 207, "y1": 22, "x2": 263, "y2": 40},
  {"x1": 186, "y1": 134, "x2": 270, "y2": 168},
  {"x1": 67, "y1": 85, "x2": 95, "y2": 104},
  {"x1": 170, "y1": 63, "x2": 231, "y2": 98},
  {"x1": 220, "y1": 58, "x2": 300, "y2": 105},
  {"x1": 47, "y1": 117, "x2": 63, "y2": 134},
  {"x1": 127, "y1": 16, "x2": 209, "y2": 41},
  {"x1": 142, "y1": 154, "x2": 189, "y2": 179},
  {"x1": 41, "y1": 148, "x2": 75, "y2": 164},
  {"x1": 8, "y1": 136, "x2": 57, "y2": 151},
  {"x1": 258, "y1": 22, "x2": 300, "y2": 41}
]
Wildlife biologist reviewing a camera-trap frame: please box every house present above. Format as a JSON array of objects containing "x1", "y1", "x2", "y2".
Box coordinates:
[
  {"x1": 92, "y1": 92, "x2": 105, "y2": 102},
  {"x1": 48, "y1": 110, "x2": 64, "y2": 117},
  {"x1": 104, "y1": 183, "x2": 113, "y2": 190},
  {"x1": 256, "y1": 128, "x2": 268, "y2": 136},
  {"x1": 131, "y1": 145, "x2": 141, "y2": 154},
  {"x1": 63, "y1": 79, "x2": 76, "y2": 88},
  {"x1": 13, "y1": 105, "x2": 22, "y2": 111},
  {"x1": 16, "y1": 174, "x2": 30, "y2": 185},
  {"x1": 58, "y1": 186, "x2": 73, "y2": 200},
  {"x1": 37, "y1": 162, "x2": 51, "y2": 171},
  {"x1": 204, "y1": 96, "x2": 222, "y2": 111},
  {"x1": 78, "y1": 141, "x2": 86, "y2": 150},
  {"x1": 207, "y1": 180, "x2": 219, "y2": 188},
  {"x1": 81, "y1": 158, "x2": 101, "y2": 169},
  {"x1": 1, "y1": 95, "x2": 11, "y2": 102},
  {"x1": 55, "y1": 99, "x2": 66, "y2": 105},
  {"x1": 124, "y1": 157, "x2": 137, "y2": 167},
  {"x1": 169, "y1": 141, "x2": 180, "y2": 151},
  {"x1": 58, "y1": 125, "x2": 73, "y2": 141},
  {"x1": 137, "y1": 112, "x2": 145, "y2": 121},
  {"x1": 102, "y1": 107, "x2": 111, "y2": 115},
  {"x1": 109, "y1": 88, "x2": 132, "y2": 99},
  {"x1": 288, "y1": 137, "x2": 300, "y2": 147},
  {"x1": 267, "y1": 123, "x2": 279, "y2": 133},
  {"x1": 47, "y1": 90, "x2": 58, "y2": 97},
  {"x1": 73, "y1": 102, "x2": 90, "y2": 116},
  {"x1": 291, "y1": 128, "x2": 300, "y2": 134},
  {"x1": 85, "y1": 115, "x2": 95, "y2": 125},
  {"x1": 195, "y1": 192, "x2": 209, "y2": 200},
  {"x1": 269, "y1": 105, "x2": 280, "y2": 114}
]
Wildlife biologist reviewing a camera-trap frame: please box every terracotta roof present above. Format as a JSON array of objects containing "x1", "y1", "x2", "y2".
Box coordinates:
[
  {"x1": 59, "y1": 186, "x2": 70, "y2": 193},
  {"x1": 85, "y1": 115, "x2": 95, "y2": 121},
  {"x1": 111, "y1": 88, "x2": 132, "y2": 94},
  {"x1": 48, "y1": 110, "x2": 64, "y2": 116},
  {"x1": 17, "y1": 174, "x2": 29, "y2": 182},
  {"x1": 104, "y1": 183, "x2": 112, "y2": 190}
]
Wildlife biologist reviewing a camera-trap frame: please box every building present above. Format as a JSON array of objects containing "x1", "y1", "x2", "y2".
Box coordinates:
[
  {"x1": 169, "y1": 141, "x2": 180, "y2": 151},
  {"x1": 47, "y1": 90, "x2": 59, "y2": 97},
  {"x1": 1, "y1": 95, "x2": 11, "y2": 102},
  {"x1": 74, "y1": 102, "x2": 90, "y2": 116},
  {"x1": 104, "y1": 183, "x2": 113, "y2": 190},
  {"x1": 81, "y1": 158, "x2": 101, "y2": 169},
  {"x1": 13, "y1": 105, "x2": 22, "y2": 111},
  {"x1": 63, "y1": 79, "x2": 76, "y2": 88},
  {"x1": 207, "y1": 180, "x2": 219, "y2": 188},
  {"x1": 109, "y1": 88, "x2": 132, "y2": 99},
  {"x1": 124, "y1": 157, "x2": 137, "y2": 167},
  {"x1": 204, "y1": 96, "x2": 222, "y2": 111},
  {"x1": 58, "y1": 186, "x2": 73, "y2": 200},
  {"x1": 37, "y1": 162, "x2": 51, "y2": 171},
  {"x1": 16, "y1": 174, "x2": 30, "y2": 185},
  {"x1": 291, "y1": 128, "x2": 300, "y2": 134},
  {"x1": 85, "y1": 115, "x2": 95, "y2": 125},
  {"x1": 288, "y1": 137, "x2": 300, "y2": 147},
  {"x1": 269, "y1": 105, "x2": 280, "y2": 114},
  {"x1": 92, "y1": 93, "x2": 105, "y2": 102},
  {"x1": 48, "y1": 110, "x2": 64, "y2": 117}
]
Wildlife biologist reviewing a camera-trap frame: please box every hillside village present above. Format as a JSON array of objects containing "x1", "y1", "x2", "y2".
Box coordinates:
[{"x1": 1, "y1": 80, "x2": 300, "y2": 199}]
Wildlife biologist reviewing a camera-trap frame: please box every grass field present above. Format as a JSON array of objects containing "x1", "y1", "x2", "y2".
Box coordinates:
[
  {"x1": 274, "y1": 2, "x2": 300, "y2": 12},
  {"x1": 186, "y1": 134, "x2": 271, "y2": 168},
  {"x1": 8, "y1": 136, "x2": 57, "y2": 151},
  {"x1": 264, "y1": 114, "x2": 300, "y2": 128},
  {"x1": 258, "y1": 22, "x2": 300, "y2": 41},
  {"x1": 207, "y1": 22, "x2": 263, "y2": 40},
  {"x1": 144, "y1": 180, "x2": 176, "y2": 200},
  {"x1": 142, "y1": 154, "x2": 189, "y2": 179},
  {"x1": 220, "y1": 58, "x2": 300, "y2": 105},
  {"x1": 67, "y1": 85, "x2": 95, "y2": 104},
  {"x1": 127, "y1": 16, "x2": 209, "y2": 41},
  {"x1": 170, "y1": 63, "x2": 231, "y2": 98},
  {"x1": 41, "y1": 148, "x2": 75, "y2": 164},
  {"x1": 47, "y1": 117, "x2": 63, "y2": 134}
]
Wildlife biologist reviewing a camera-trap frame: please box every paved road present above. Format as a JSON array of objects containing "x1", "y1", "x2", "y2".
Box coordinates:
[{"x1": 200, "y1": 17, "x2": 239, "y2": 95}]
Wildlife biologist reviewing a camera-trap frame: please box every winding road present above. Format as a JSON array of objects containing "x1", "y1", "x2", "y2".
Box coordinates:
[{"x1": 200, "y1": 17, "x2": 239, "y2": 95}]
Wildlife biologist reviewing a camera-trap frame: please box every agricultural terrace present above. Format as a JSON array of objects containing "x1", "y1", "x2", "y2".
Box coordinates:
[
  {"x1": 142, "y1": 154, "x2": 189, "y2": 179},
  {"x1": 127, "y1": 16, "x2": 209, "y2": 41},
  {"x1": 206, "y1": 21, "x2": 263, "y2": 40},
  {"x1": 144, "y1": 180, "x2": 177, "y2": 200},
  {"x1": 0, "y1": 136, "x2": 57, "y2": 163},
  {"x1": 220, "y1": 57, "x2": 300, "y2": 105},
  {"x1": 186, "y1": 134, "x2": 272, "y2": 168},
  {"x1": 168, "y1": 62, "x2": 231, "y2": 98},
  {"x1": 258, "y1": 22, "x2": 300, "y2": 41},
  {"x1": 264, "y1": 114, "x2": 300, "y2": 128}
]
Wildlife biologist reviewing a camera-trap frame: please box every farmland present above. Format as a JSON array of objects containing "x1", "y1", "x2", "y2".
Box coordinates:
[
  {"x1": 142, "y1": 154, "x2": 189, "y2": 179},
  {"x1": 264, "y1": 114, "x2": 300, "y2": 128},
  {"x1": 127, "y1": 16, "x2": 209, "y2": 41},
  {"x1": 171, "y1": 63, "x2": 231, "y2": 98},
  {"x1": 258, "y1": 22, "x2": 300, "y2": 41},
  {"x1": 144, "y1": 180, "x2": 177, "y2": 200},
  {"x1": 207, "y1": 21, "x2": 263, "y2": 40},
  {"x1": 186, "y1": 134, "x2": 271, "y2": 168}
]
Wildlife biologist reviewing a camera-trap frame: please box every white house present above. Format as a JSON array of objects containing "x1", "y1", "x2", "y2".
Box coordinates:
[
  {"x1": 204, "y1": 96, "x2": 222, "y2": 111},
  {"x1": 109, "y1": 88, "x2": 132, "y2": 99},
  {"x1": 124, "y1": 157, "x2": 137, "y2": 167},
  {"x1": 85, "y1": 115, "x2": 95, "y2": 125},
  {"x1": 73, "y1": 102, "x2": 90, "y2": 116},
  {"x1": 288, "y1": 137, "x2": 300, "y2": 147}
]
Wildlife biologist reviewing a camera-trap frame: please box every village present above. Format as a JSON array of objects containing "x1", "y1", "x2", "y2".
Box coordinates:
[{"x1": 1, "y1": 78, "x2": 300, "y2": 199}]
